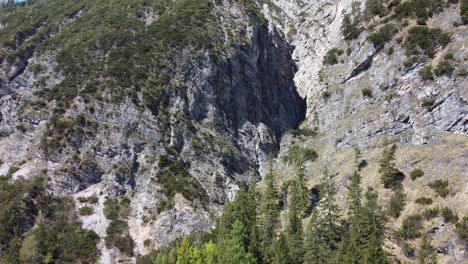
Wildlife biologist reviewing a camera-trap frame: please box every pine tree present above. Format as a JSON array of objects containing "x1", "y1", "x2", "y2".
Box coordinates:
[
  {"x1": 287, "y1": 179, "x2": 304, "y2": 264},
  {"x1": 296, "y1": 165, "x2": 309, "y2": 215},
  {"x1": 378, "y1": 142, "x2": 404, "y2": 189},
  {"x1": 168, "y1": 247, "x2": 177, "y2": 264},
  {"x1": 363, "y1": 234, "x2": 387, "y2": 264},
  {"x1": 222, "y1": 220, "x2": 256, "y2": 264},
  {"x1": 333, "y1": 234, "x2": 360, "y2": 264},
  {"x1": 176, "y1": 236, "x2": 191, "y2": 264},
  {"x1": 217, "y1": 180, "x2": 257, "y2": 261},
  {"x1": 341, "y1": 13, "x2": 360, "y2": 40},
  {"x1": 202, "y1": 241, "x2": 217, "y2": 264},
  {"x1": 19, "y1": 233, "x2": 40, "y2": 264},
  {"x1": 418, "y1": 234, "x2": 438, "y2": 264},
  {"x1": 304, "y1": 172, "x2": 343, "y2": 264},
  {"x1": 347, "y1": 171, "x2": 362, "y2": 215},
  {"x1": 188, "y1": 246, "x2": 203, "y2": 264},
  {"x1": 360, "y1": 189, "x2": 388, "y2": 264},
  {"x1": 366, "y1": 0, "x2": 385, "y2": 19},
  {"x1": 258, "y1": 172, "x2": 279, "y2": 263},
  {"x1": 273, "y1": 233, "x2": 290, "y2": 264}
]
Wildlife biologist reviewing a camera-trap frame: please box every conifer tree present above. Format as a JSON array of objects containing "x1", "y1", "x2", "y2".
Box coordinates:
[
  {"x1": 188, "y1": 246, "x2": 203, "y2": 264},
  {"x1": 287, "y1": 179, "x2": 304, "y2": 264},
  {"x1": 360, "y1": 189, "x2": 388, "y2": 264},
  {"x1": 304, "y1": 172, "x2": 343, "y2": 264},
  {"x1": 273, "y1": 233, "x2": 290, "y2": 264},
  {"x1": 378, "y1": 142, "x2": 404, "y2": 189},
  {"x1": 202, "y1": 241, "x2": 217, "y2": 264},
  {"x1": 347, "y1": 171, "x2": 362, "y2": 216},
  {"x1": 341, "y1": 13, "x2": 360, "y2": 40},
  {"x1": 296, "y1": 165, "x2": 310, "y2": 215},
  {"x1": 258, "y1": 172, "x2": 279, "y2": 263},
  {"x1": 418, "y1": 234, "x2": 438, "y2": 264},
  {"x1": 176, "y1": 236, "x2": 191, "y2": 264},
  {"x1": 222, "y1": 220, "x2": 255, "y2": 264},
  {"x1": 217, "y1": 180, "x2": 257, "y2": 261},
  {"x1": 366, "y1": 0, "x2": 385, "y2": 19}
]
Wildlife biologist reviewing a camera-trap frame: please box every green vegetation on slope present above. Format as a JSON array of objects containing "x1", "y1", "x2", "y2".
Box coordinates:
[
  {"x1": 0, "y1": 175, "x2": 99, "y2": 263},
  {"x1": 139, "y1": 144, "x2": 467, "y2": 264}
]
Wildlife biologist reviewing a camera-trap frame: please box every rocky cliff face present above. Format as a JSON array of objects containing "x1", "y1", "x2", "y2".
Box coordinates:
[
  {"x1": 0, "y1": 0, "x2": 304, "y2": 261},
  {"x1": 0, "y1": 0, "x2": 467, "y2": 263},
  {"x1": 264, "y1": 0, "x2": 467, "y2": 262}
]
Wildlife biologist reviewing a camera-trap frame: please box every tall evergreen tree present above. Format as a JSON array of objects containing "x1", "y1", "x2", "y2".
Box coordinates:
[
  {"x1": 304, "y1": 172, "x2": 343, "y2": 264},
  {"x1": 378, "y1": 142, "x2": 404, "y2": 189},
  {"x1": 221, "y1": 220, "x2": 256, "y2": 264},
  {"x1": 336, "y1": 186, "x2": 388, "y2": 264},
  {"x1": 295, "y1": 165, "x2": 309, "y2": 216},
  {"x1": 273, "y1": 233, "x2": 290, "y2": 264},
  {"x1": 176, "y1": 236, "x2": 191, "y2": 264},
  {"x1": 360, "y1": 189, "x2": 388, "y2": 264},
  {"x1": 217, "y1": 180, "x2": 257, "y2": 261},
  {"x1": 287, "y1": 179, "x2": 304, "y2": 264},
  {"x1": 418, "y1": 234, "x2": 438, "y2": 264},
  {"x1": 202, "y1": 241, "x2": 217, "y2": 264},
  {"x1": 347, "y1": 171, "x2": 362, "y2": 216},
  {"x1": 188, "y1": 246, "x2": 203, "y2": 264},
  {"x1": 258, "y1": 172, "x2": 279, "y2": 264}
]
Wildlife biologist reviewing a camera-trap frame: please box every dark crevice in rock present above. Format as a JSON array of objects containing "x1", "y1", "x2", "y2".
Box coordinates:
[{"x1": 342, "y1": 44, "x2": 384, "y2": 84}]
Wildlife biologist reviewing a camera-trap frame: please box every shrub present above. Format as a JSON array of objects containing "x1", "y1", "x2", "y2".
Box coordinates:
[
  {"x1": 88, "y1": 196, "x2": 99, "y2": 204},
  {"x1": 444, "y1": 53, "x2": 454, "y2": 60},
  {"x1": 433, "y1": 61, "x2": 454, "y2": 76},
  {"x1": 402, "y1": 242, "x2": 415, "y2": 259},
  {"x1": 387, "y1": 46, "x2": 394, "y2": 55},
  {"x1": 410, "y1": 168, "x2": 425, "y2": 180},
  {"x1": 157, "y1": 198, "x2": 173, "y2": 214},
  {"x1": 421, "y1": 208, "x2": 439, "y2": 220},
  {"x1": 361, "y1": 87, "x2": 373, "y2": 97},
  {"x1": 157, "y1": 157, "x2": 208, "y2": 204},
  {"x1": 462, "y1": 0, "x2": 468, "y2": 24},
  {"x1": 428, "y1": 180, "x2": 449, "y2": 197},
  {"x1": 416, "y1": 18, "x2": 427, "y2": 25},
  {"x1": 422, "y1": 208, "x2": 439, "y2": 220},
  {"x1": 367, "y1": 24, "x2": 398, "y2": 47},
  {"x1": 421, "y1": 98, "x2": 435, "y2": 110},
  {"x1": 106, "y1": 219, "x2": 134, "y2": 256},
  {"x1": 323, "y1": 48, "x2": 343, "y2": 65},
  {"x1": 4, "y1": 166, "x2": 20, "y2": 178},
  {"x1": 404, "y1": 26, "x2": 451, "y2": 58},
  {"x1": 78, "y1": 195, "x2": 99, "y2": 204},
  {"x1": 419, "y1": 65, "x2": 434, "y2": 80},
  {"x1": 322, "y1": 90, "x2": 331, "y2": 99},
  {"x1": 289, "y1": 128, "x2": 317, "y2": 137},
  {"x1": 283, "y1": 144, "x2": 318, "y2": 165},
  {"x1": 341, "y1": 13, "x2": 360, "y2": 40},
  {"x1": 455, "y1": 216, "x2": 468, "y2": 241},
  {"x1": 104, "y1": 197, "x2": 130, "y2": 220},
  {"x1": 388, "y1": 189, "x2": 406, "y2": 218},
  {"x1": 79, "y1": 206, "x2": 94, "y2": 216},
  {"x1": 415, "y1": 197, "x2": 433, "y2": 205},
  {"x1": 400, "y1": 214, "x2": 423, "y2": 239},
  {"x1": 440, "y1": 207, "x2": 459, "y2": 223}
]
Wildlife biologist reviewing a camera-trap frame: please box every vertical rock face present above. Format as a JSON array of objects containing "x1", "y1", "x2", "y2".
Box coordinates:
[{"x1": 0, "y1": 0, "x2": 304, "y2": 260}]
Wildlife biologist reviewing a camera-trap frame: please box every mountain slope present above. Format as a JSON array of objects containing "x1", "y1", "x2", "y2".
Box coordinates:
[{"x1": 0, "y1": 0, "x2": 467, "y2": 263}]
